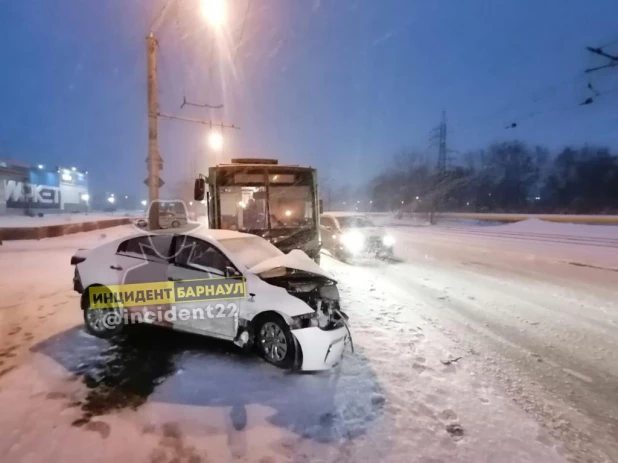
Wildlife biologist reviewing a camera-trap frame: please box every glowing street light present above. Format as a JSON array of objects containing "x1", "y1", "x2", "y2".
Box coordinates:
[
  {"x1": 208, "y1": 131, "x2": 224, "y2": 152},
  {"x1": 285, "y1": 210, "x2": 292, "y2": 217},
  {"x1": 81, "y1": 194, "x2": 90, "y2": 202},
  {"x1": 107, "y1": 196, "x2": 115, "y2": 204},
  {"x1": 38, "y1": 164, "x2": 44, "y2": 169},
  {"x1": 201, "y1": 0, "x2": 227, "y2": 28},
  {"x1": 141, "y1": 200, "x2": 147, "y2": 206}
]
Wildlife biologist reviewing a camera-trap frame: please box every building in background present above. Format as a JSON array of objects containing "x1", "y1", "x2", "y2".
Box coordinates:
[
  {"x1": 0, "y1": 160, "x2": 29, "y2": 215},
  {"x1": 58, "y1": 167, "x2": 89, "y2": 212},
  {"x1": 0, "y1": 160, "x2": 89, "y2": 215}
]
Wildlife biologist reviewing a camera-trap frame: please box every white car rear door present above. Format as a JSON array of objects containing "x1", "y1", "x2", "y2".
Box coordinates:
[{"x1": 115, "y1": 235, "x2": 174, "y2": 320}]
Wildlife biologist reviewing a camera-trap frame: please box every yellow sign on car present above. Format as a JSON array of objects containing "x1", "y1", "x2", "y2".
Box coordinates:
[{"x1": 89, "y1": 276, "x2": 246, "y2": 309}]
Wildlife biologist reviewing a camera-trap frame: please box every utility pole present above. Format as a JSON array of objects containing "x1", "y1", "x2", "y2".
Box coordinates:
[
  {"x1": 145, "y1": 3, "x2": 240, "y2": 230},
  {"x1": 585, "y1": 46, "x2": 618, "y2": 74},
  {"x1": 146, "y1": 34, "x2": 163, "y2": 229},
  {"x1": 145, "y1": 36, "x2": 238, "y2": 230},
  {"x1": 578, "y1": 44, "x2": 618, "y2": 106}
]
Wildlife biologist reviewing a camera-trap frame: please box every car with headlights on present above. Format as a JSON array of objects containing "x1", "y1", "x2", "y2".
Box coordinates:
[
  {"x1": 71, "y1": 229, "x2": 350, "y2": 371},
  {"x1": 320, "y1": 212, "x2": 395, "y2": 261}
]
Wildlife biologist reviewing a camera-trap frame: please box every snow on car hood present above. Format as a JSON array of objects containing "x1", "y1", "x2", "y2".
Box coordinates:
[{"x1": 248, "y1": 249, "x2": 333, "y2": 280}]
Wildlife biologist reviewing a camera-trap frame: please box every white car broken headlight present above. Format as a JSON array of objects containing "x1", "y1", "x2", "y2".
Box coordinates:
[
  {"x1": 319, "y1": 284, "x2": 339, "y2": 301},
  {"x1": 341, "y1": 230, "x2": 365, "y2": 254},
  {"x1": 382, "y1": 234, "x2": 395, "y2": 247},
  {"x1": 291, "y1": 311, "x2": 319, "y2": 329},
  {"x1": 289, "y1": 282, "x2": 319, "y2": 293}
]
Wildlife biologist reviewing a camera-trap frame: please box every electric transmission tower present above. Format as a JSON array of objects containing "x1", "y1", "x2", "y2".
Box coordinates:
[
  {"x1": 436, "y1": 110, "x2": 448, "y2": 175},
  {"x1": 428, "y1": 111, "x2": 448, "y2": 223}
]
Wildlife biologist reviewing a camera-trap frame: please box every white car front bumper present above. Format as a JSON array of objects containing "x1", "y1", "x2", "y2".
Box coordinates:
[{"x1": 292, "y1": 326, "x2": 348, "y2": 371}]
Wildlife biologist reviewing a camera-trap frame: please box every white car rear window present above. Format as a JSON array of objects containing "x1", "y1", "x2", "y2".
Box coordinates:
[{"x1": 218, "y1": 236, "x2": 283, "y2": 269}]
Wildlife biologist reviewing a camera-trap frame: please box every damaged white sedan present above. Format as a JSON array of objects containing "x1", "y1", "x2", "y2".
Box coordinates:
[{"x1": 71, "y1": 229, "x2": 351, "y2": 371}]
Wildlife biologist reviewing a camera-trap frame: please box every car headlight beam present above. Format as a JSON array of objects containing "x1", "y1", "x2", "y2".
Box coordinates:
[
  {"x1": 341, "y1": 230, "x2": 365, "y2": 254},
  {"x1": 382, "y1": 234, "x2": 395, "y2": 247}
]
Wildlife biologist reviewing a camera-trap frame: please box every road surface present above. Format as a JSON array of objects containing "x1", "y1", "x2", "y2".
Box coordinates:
[{"x1": 0, "y1": 219, "x2": 616, "y2": 462}]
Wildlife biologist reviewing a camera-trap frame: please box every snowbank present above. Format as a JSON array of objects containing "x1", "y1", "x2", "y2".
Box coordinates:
[
  {"x1": 494, "y1": 218, "x2": 618, "y2": 239},
  {"x1": 0, "y1": 211, "x2": 144, "y2": 228}
]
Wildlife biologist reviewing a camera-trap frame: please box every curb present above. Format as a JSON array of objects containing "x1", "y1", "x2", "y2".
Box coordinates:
[{"x1": 0, "y1": 218, "x2": 133, "y2": 242}]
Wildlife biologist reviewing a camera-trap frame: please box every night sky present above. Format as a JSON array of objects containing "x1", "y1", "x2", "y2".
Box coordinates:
[{"x1": 1, "y1": 0, "x2": 617, "y2": 198}]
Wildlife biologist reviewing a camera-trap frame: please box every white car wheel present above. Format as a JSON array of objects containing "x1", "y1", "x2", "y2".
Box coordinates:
[
  {"x1": 81, "y1": 287, "x2": 124, "y2": 338},
  {"x1": 256, "y1": 316, "x2": 296, "y2": 369}
]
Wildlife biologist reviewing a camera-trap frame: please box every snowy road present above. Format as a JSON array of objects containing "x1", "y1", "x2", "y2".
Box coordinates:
[
  {"x1": 0, "y1": 220, "x2": 616, "y2": 462},
  {"x1": 336, "y1": 217, "x2": 618, "y2": 462}
]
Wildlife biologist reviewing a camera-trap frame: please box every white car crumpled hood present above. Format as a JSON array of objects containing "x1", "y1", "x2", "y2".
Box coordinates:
[{"x1": 248, "y1": 249, "x2": 333, "y2": 280}]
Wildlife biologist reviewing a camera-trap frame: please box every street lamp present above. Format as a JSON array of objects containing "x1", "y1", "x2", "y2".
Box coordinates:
[
  {"x1": 208, "y1": 131, "x2": 224, "y2": 152},
  {"x1": 201, "y1": 0, "x2": 227, "y2": 28}
]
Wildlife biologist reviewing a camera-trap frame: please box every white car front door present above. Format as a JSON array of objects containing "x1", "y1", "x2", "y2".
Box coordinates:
[{"x1": 165, "y1": 235, "x2": 245, "y2": 340}]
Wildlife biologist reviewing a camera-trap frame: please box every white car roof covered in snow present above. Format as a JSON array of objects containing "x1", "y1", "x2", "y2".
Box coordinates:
[
  {"x1": 189, "y1": 228, "x2": 256, "y2": 241},
  {"x1": 184, "y1": 229, "x2": 333, "y2": 279}
]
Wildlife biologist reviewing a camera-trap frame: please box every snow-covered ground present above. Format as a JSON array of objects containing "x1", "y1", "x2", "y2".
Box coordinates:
[
  {"x1": 1, "y1": 219, "x2": 617, "y2": 461},
  {"x1": 377, "y1": 214, "x2": 618, "y2": 269},
  {"x1": 0, "y1": 211, "x2": 144, "y2": 228}
]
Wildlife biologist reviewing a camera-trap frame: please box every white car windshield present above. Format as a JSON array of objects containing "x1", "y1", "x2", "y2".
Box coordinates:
[
  {"x1": 336, "y1": 216, "x2": 374, "y2": 229},
  {"x1": 218, "y1": 236, "x2": 283, "y2": 269}
]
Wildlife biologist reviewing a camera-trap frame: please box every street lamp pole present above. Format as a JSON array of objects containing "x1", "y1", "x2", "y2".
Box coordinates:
[
  {"x1": 146, "y1": 33, "x2": 162, "y2": 229},
  {"x1": 146, "y1": 0, "x2": 237, "y2": 229}
]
